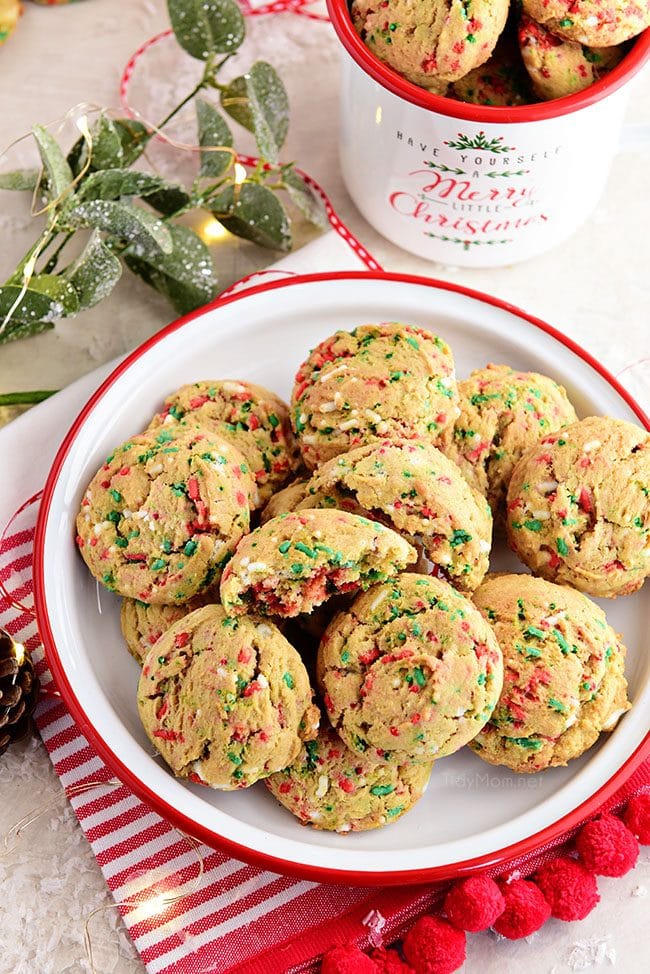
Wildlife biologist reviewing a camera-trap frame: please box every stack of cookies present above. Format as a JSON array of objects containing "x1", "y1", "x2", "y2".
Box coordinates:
[
  {"x1": 350, "y1": 0, "x2": 650, "y2": 104},
  {"x1": 75, "y1": 322, "x2": 649, "y2": 833}
]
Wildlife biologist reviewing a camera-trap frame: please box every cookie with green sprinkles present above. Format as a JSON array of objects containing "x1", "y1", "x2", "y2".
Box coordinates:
[
  {"x1": 219, "y1": 509, "x2": 417, "y2": 618},
  {"x1": 518, "y1": 13, "x2": 624, "y2": 101},
  {"x1": 317, "y1": 573, "x2": 503, "y2": 765},
  {"x1": 137, "y1": 604, "x2": 320, "y2": 790},
  {"x1": 440, "y1": 363, "x2": 577, "y2": 517},
  {"x1": 75, "y1": 426, "x2": 254, "y2": 604},
  {"x1": 294, "y1": 438, "x2": 492, "y2": 592},
  {"x1": 506, "y1": 416, "x2": 650, "y2": 598},
  {"x1": 290, "y1": 322, "x2": 459, "y2": 470},
  {"x1": 351, "y1": 0, "x2": 509, "y2": 86},
  {"x1": 147, "y1": 380, "x2": 300, "y2": 507},
  {"x1": 469, "y1": 573, "x2": 630, "y2": 772},
  {"x1": 266, "y1": 724, "x2": 432, "y2": 832},
  {"x1": 120, "y1": 594, "x2": 214, "y2": 664},
  {"x1": 521, "y1": 0, "x2": 649, "y2": 46}
]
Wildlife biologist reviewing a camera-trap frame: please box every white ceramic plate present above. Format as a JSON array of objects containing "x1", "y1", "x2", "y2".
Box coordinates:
[{"x1": 35, "y1": 272, "x2": 650, "y2": 885}]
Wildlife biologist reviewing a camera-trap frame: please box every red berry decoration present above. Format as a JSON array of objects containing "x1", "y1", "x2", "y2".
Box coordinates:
[
  {"x1": 576, "y1": 814, "x2": 640, "y2": 877},
  {"x1": 444, "y1": 875, "x2": 505, "y2": 932},
  {"x1": 534, "y1": 857, "x2": 599, "y2": 920},
  {"x1": 402, "y1": 916, "x2": 466, "y2": 974},
  {"x1": 624, "y1": 792, "x2": 650, "y2": 845},
  {"x1": 321, "y1": 945, "x2": 378, "y2": 974},
  {"x1": 370, "y1": 948, "x2": 414, "y2": 973},
  {"x1": 493, "y1": 879, "x2": 551, "y2": 939}
]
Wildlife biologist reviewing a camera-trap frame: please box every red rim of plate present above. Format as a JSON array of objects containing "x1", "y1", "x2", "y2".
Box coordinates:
[
  {"x1": 326, "y1": 0, "x2": 650, "y2": 124},
  {"x1": 34, "y1": 270, "x2": 650, "y2": 886}
]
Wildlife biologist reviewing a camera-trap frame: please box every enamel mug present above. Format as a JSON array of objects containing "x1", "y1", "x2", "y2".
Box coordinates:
[{"x1": 327, "y1": 0, "x2": 650, "y2": 268}]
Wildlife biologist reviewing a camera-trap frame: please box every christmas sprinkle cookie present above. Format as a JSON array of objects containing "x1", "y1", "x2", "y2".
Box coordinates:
[
  {"x1": 351, "y1": 0, "x2": 509, "y2": 86},
  {"x1": 260, "y1": 478, "x2": 310, "y2": 525},
  {"x1": 137, "y1": 604, "x2": 319, "y2": 790},
  {"x1": 440, "y1": 363, "x2": 578, "y2": 515},
  {"x1": 291, "y1": 322, "x2": 458, "y2": 470},
  {"x1": 317, "y1": 573, "x2": 503, "y2": 764},
  {"x1": 220, "y1": 509, "x2": 417, "y2": 618},
  {"x1": 518, "y1": 14, "x2": 624, "y2": 100},
  {"x1": 295, "y1": 439, "x2": 493, "y2": 592},
  {"x1": 120, "y1": 594, "x2": 213, "y2": 665},
  {"x1": 147, "y1": 380, "x2": 299, "y2": 507},
  {"x1": 469, "y1": 574, "x2": 630, "y2": 772},
  {"x1": 266, "y1": 724, "x2": 432, "y2": 832},
  {"x1": 506, "y1": 416, "x2": 650, "y2": 598},
  {"x1": 521, "y1": 0, "x2": 650, "y2": 46},
  {"x1": 76, "y1": 426, "x2": 254, "y2": 604},
  {"x1": 452, "y1": 33, "x2": 534, "y2": 105}
]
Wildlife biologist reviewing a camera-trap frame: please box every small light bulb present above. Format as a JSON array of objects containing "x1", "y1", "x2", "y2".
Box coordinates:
[
  {"x1": 197, "y1": 217, "x2": 230, "y2": 244},
  {"x1": 234, "y1": 163, "x2": 246, "y2": 184}
]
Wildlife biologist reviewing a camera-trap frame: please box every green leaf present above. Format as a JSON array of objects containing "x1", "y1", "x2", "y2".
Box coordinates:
[
  {"x1": 219, "y1": 76, "x2": 253, "y2": 133},
  {"x1": 167, "y1": 0, "x2": 245, "y2": 61},
  {"x1": 0, "y1": 169, "x2": 39, "y2": 192},
  {"x1": 211, "y1": 182, "x2": 291, "y2": 251},
  {"x1": 32, "y1": 125, "x2": 74, "y2": 203},
  {"x1": 113, "y1": 118, "x2": 151, "y2": 166},
  {"x1": 68, "y1": 200, "x2": 173, "y2": 257},
  {"x1": 124, "y1": 224, "x2": 218, "y2": 315},
  {"x1": 282, "y1": 169, "x2": 328, "y2": 229},
  {"x1": 89, "y1": 115, "x2": 124, "y2": 171},
  {"x1": 0, "y1": 274, "x2": 79, "y2": 336},
  {"x1": 63, "y1": 230, "x2": 122, "y2": 309},
  {"x1": 196, "y1": 98, "x2": 233, "y2": 179},
  {"x1": 78, "y1": 169, "x2": 167, "y2": 202},
  {"x1": 0, "y1": 319, "x2": 55, "y2": 346},
  {"x1": 220, "y1": 62, "x2": 289, "y2": 163},
  {"x1": 143, "y1": 184, "x2": 192, "y2": 216},
  {"x1": 0, "y1": 389, "x2": 57, "y2": 405}
]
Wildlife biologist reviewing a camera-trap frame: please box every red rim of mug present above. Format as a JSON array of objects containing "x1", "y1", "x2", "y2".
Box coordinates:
[
  {"x1": 35, "y1": 271, "x2": 650, "y2": 886},
  {"x1": 326, "y1": 0, "x2": 650, "y2": 124}
]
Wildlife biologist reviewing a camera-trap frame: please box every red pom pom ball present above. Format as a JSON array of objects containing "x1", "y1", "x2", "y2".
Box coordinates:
[
  {"x1": 370, "y1": 948, "x2": 414, "y2": 973},
  {"x1": 444, "y1": 875, "x2": 505, "y2": 931},
  {"x1": 534, "y1": 857, "x2": 600, "y2": 920},
  {"x1": 493, "y1": 879, "x2": 551, "y2": 939},
  {"x1": 576, "y1": 814, "x2": 640, "y2": 876},
  {"x1": 402, "y1": 916, "x2": 466, "y2": 974},
  {"x1": 624, "y1": 793, "x2": 650, "y2": 845},
  {"x1": 321, "y1": 945, "x2": 378, "y2": 974}
]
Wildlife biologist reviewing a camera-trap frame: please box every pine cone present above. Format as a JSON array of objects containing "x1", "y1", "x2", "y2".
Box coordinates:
[{"x1": 0, "y1": 628, "x2": 40, "y2": 757}]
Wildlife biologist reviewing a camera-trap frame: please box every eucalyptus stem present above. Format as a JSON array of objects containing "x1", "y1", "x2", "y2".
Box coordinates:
[{"x1": 0, "y1": 390, "x2": 57, "y2": 406}]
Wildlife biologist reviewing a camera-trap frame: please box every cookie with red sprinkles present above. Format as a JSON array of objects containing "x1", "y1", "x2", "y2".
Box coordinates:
[
  {"x1": 76, "y1": 426, "x2": 254, "y2": 604},
  {"x1": 470, "y1": 574, "x2": 630, "y2": 772},
  {"x1": 147, "y1": 379, "x2": 299, "y2": 507},
  {"x1": 294, "y1": 438, "x2": 493, "y2": 593},
  {"x1": 290, "y1": 322, "x2": 458, "y2": 470},
  {"x1": 220, "y1": 509, "x2": 417, "y2": 618},
  {"x1": 120, "y1": 593, "x2": 213, "y2": 664},
  {"x1": 521, "y1": 0, "x2": 650, "y2": 46},
  {"x1": 351, "y1": 0, "x2": 509, "y2": 87},
  {"x1": 137, "y1": 604, "x2": 319, "y2": 790},
  {"x1": 317, "y1": 573, "x2": 503, "y2": 765},
  {"x1": 506, "y1": 416, "x2": 650, "y2": 598},
  {"x1": 266, "y1": 723, "x2": 432, "y2": 831},
  {"x1": 439, "y1": 362, "x2": 577, "y2": 516},
  {"x1": 518, "y1": 13, "x2": 624, "y2": 101}
]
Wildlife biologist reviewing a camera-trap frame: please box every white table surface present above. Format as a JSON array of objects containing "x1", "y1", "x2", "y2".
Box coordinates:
[{"x1": 0, "y1": 2, "x2": 648, "y2": 973}]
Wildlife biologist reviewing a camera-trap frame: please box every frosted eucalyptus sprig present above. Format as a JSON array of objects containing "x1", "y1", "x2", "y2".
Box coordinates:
[{"x1": 0, "y1": 0, "x2": 327, "y2": 347}]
